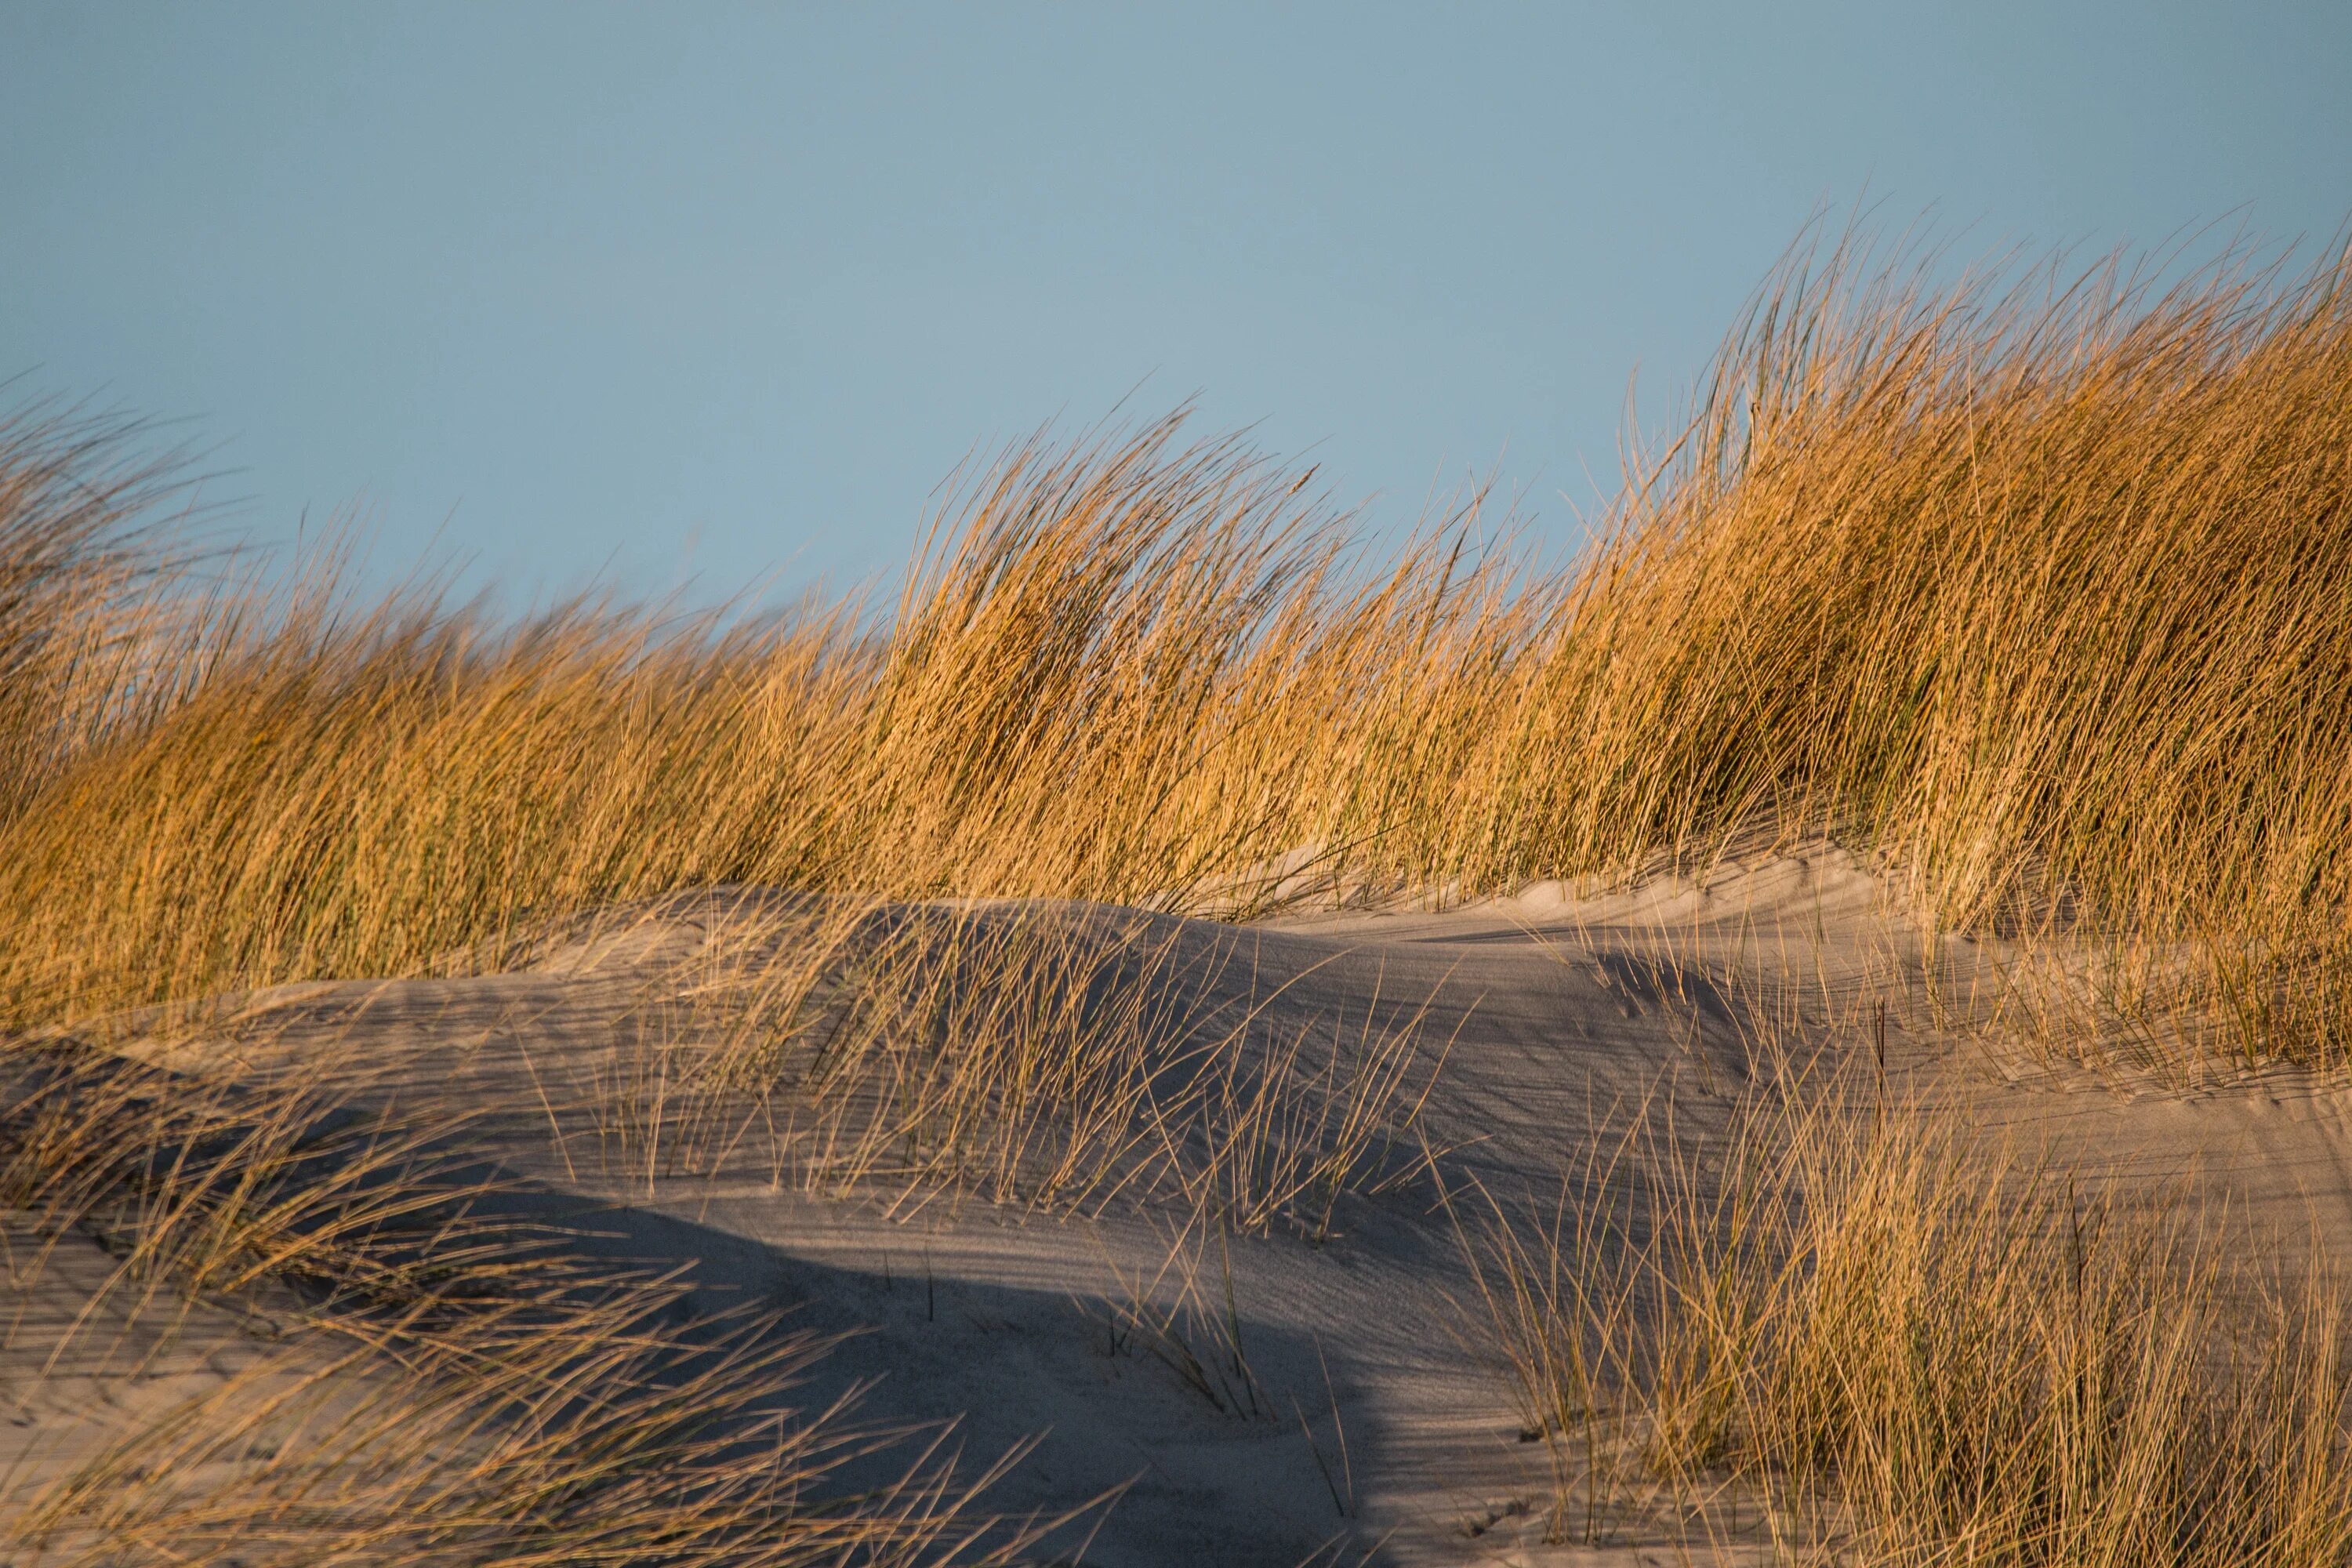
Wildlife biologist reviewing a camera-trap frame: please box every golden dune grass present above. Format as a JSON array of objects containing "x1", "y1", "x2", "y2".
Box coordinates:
[
  {"x1": 5, "y1": 230, "x2": 2351, "y2": 1062},
  {"x1": 0, "y1": 1044, "x2": 1057, "y2": 1566},
  {"x1": 1456, "y1": 1073, "x2": 2352, "y2": 1563}
]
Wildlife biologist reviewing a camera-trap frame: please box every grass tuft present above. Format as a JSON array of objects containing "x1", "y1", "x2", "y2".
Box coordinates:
[{"x1": 1456, "y1": 1070, "x2": 2352, "y2": 1561}]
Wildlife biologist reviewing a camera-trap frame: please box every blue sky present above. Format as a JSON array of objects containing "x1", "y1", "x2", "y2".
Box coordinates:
[{"x1": 4, "y1": 2, "x2": 2347, "y2": 606}]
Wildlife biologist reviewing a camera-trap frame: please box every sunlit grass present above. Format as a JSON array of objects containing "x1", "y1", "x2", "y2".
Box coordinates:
[
  {"x1": 6, "y1": 230, "x2": 2351, "y2": 1062},
  {"x1": 1454, "y1": 1064, "x2": 2352, "y2": 1562}
]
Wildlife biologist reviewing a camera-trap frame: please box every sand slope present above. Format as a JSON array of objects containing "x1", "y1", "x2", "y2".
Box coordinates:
[{"x1": 16, "y1": 849, "x2": 2352, "y2": 1564}]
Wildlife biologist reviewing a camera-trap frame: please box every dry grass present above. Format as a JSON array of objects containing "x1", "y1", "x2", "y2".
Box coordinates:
[
  {"x1": 10, "y1": 1284, "x2": 1021, "y2": 1568},
  {"x1": 0, "y1": 1040, "x2": 1061, "y2": 1566},
  {"x1": 0, "y1": 901, "x2": 1430, "y2": 1559},
  {"x1": 5, "y1": 225, "x2": 2351, "y2": 1064},
  {"x1": 574, "y1": 898, "x2": 1446, "y2": 1231},
  {"x1": 1454, "y1": 1071, "x2": 2352, "y2": 1563}
]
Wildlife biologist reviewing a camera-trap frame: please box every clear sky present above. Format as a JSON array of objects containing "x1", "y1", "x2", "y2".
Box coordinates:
[{"x1": 5, "y1": 2, "x2": 2347, "y2": 605}]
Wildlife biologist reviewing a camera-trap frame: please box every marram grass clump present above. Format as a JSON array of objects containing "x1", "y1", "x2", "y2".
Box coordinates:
[
  {"x1": 1457, "y1": 1076, "x2": 2352, "y2": 1563},
  {"x1": 3, "y1": 229, "x2": 2352, "y2": 1065}
]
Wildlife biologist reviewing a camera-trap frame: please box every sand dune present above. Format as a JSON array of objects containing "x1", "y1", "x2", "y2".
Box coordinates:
[{"x1": 15, "y1": 850, "x2": 2352, "y2": 1563}]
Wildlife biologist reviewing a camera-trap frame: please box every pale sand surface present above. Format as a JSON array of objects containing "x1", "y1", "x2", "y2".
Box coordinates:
[{"x1": 13, "y1": 849, "x2": 2352, "y2": 1563}]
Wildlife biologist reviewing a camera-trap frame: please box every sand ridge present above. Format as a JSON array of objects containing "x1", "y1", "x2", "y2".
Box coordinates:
[{"x1": 16, "y1": 849, "x2": 2352, "y2": 1563}]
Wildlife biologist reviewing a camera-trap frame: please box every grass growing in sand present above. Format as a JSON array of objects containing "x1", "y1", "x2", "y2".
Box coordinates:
[
  {"x1": 1455, "y1": 1068, "x2": 2352, "y2": 1563},
  {"x1": 7, "y1": 218, "x2": 2352, "y2": 1563},
  {"x1": 5, "y1": 227, "x2": 2352, "y2": 1064},
  {"x1": 0, "y1": 1043, "x2": 1063, "y2": 1566},
  {"x1": 576, "y1": 896, "x2": 1446, "y2": 1230}
]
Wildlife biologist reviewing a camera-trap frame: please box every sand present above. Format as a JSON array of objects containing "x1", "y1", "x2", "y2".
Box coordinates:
[{"x1": 13, "y1": 848, "x2": 2352, "y2": 1564}]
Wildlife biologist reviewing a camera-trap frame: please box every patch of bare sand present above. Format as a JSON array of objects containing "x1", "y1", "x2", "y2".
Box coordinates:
[{"x1": 21, "y1": 848, "x2": 2352, "y2": 1563}]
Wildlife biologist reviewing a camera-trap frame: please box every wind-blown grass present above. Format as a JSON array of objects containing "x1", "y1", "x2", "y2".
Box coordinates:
[
  {"x1": 575, "y1": 898, "x2": 1444, "y2": 1230},
  {"x1": 3, "y1": 224, "x2": 2349, "y2": 1047},
  {"x1": 0, "y1": 1043, "x2": 1057, "y2": 1566},
  {"x1": 1455, "y1": 1074, "x2": 2352, "y2": 1563}
]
